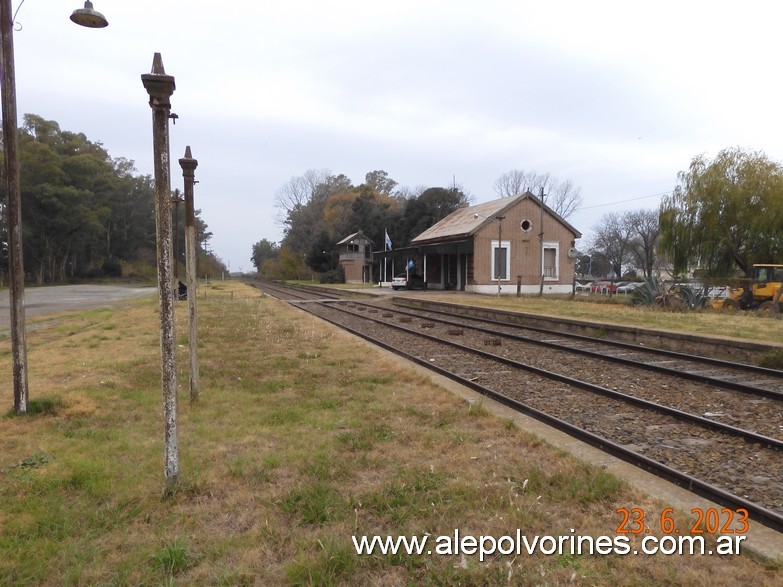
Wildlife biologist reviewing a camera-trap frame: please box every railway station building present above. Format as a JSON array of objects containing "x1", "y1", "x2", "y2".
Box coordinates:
[
  {"x1": 336, "y1": 230, "x2": 374, "y2": 284},
  {"x1": 375, "y1": 192, "x2": 582, "y2": 295}
]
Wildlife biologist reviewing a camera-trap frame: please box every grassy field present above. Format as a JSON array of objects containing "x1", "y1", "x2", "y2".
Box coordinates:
[{"x1": 1, "y1": 281, "x2": 781, "y2": 585}]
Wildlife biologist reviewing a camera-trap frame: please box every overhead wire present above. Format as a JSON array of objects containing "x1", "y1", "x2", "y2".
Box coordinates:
[{"x1": 575, "y1": 190, "x2": 672, "y2": 211}]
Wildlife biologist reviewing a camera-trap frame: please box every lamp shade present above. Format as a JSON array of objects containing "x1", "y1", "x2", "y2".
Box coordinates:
[{"x1": 70, "y1": 1, "x2": 108, "y2": 28}]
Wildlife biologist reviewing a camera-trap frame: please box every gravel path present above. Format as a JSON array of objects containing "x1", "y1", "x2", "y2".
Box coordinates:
[{"x1": 0, "y1": 284, "x2": 156, "y2": 330}]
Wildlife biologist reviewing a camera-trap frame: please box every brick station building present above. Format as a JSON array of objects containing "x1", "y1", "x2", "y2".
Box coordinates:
[{"x1": 376, "y1": 192, "x2": 582, "y2": 294}]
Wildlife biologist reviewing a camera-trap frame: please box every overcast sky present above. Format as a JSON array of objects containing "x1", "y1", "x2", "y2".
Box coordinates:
[{"x1": 12, "y1": 1, "x2": 783, "y2": 271}]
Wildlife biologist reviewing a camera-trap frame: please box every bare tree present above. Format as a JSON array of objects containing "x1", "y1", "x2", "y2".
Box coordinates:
[
  {"x1": 493, "y1": 169, "x2": 582, "y2": 219},
  {"x1": 493, "y1": 169, "x2": 529, "y2": 198},
  {"x1": 626, "y1": 209, "x2": 660, "y2": 279},
  {"x1": 547, "y1": 179, "x2": 583, "y2": 220},
  {"x1": 393, "y1": 184, "x2": 427, "y2": 201},
  {"x1": 274, "y1": 168, "x2": 332, "y2": 221},
  {"x1": 588, "y1": 211, "x2": 635, "y2": 279}
]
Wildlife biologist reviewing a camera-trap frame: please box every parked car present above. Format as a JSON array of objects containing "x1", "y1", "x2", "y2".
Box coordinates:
[
  {"x1": 575, "y1": 280, "x2": 593, "y2": 292},
  {"x1": 591, "y1": 281, "x2": 611, "y2": 294},
  {"x1": 391, "y1": 272, "x2": 427, "y2": 290},
  {"x1": 615, "y1": 281, "x2": 639, "y2": 294}
]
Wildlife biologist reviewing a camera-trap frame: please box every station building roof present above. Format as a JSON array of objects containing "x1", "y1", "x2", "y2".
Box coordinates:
[
  {"x1": 411, "y1": 191, "x2": 581, "y2": 246},
  {"x1": 336, "y1": 230, "x2": 373, "y2": 246}
]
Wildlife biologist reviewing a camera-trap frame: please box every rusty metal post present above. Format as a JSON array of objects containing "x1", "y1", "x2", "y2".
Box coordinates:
[
  {"x1": 141, "y1": 53, "x2": 179, "y2": 486},
  {"x1": 178, "y1": 146, "x2": 200, "y2": 402},
  {"x1": 1, "y1": 0, "x2": 28, "y2": 413}
]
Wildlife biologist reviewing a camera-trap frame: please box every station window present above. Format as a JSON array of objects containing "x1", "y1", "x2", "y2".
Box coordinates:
[
  {"x1": 542, "y1": 242, "x2": 559, "y2": 280},
  {"x1": 492, "y1": 240, "x2": 510, "y2": 281}
]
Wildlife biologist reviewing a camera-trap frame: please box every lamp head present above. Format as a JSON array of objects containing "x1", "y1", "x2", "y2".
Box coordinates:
[
  {"x1": 142, "y1": 53, "x2": 176, "y2": 106},
  {"x1": 70, "y1": 1, "x2": 108, "y2": 28},
  {"x1": 178, "y1": 146, "x2": 198, "y2": 173}
]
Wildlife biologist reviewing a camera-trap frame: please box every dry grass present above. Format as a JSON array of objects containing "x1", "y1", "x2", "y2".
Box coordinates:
[{"x1": 0, "y1": 282, "x2": 780, "y2": 585}]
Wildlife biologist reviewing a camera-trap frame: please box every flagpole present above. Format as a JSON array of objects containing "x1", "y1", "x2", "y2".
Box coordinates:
[{"x1": 384, "y1": 228, "x2": 392, "y2": 286}]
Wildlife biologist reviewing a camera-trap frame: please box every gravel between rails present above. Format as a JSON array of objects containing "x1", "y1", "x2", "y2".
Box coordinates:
[
  {"x1": 306, "y1": 301, "x2": 783, "y2": 518},
  {"x1": 378, "y1": 304, "x2": 783, "y2": 441}
]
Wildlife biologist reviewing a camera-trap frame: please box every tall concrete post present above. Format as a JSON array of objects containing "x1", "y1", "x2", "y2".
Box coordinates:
[
  {"x1": 141, "y1": 53, "x2": 179, "y2": 486},
  {"x1": 179, "y1": 146, "x2": 200, "y2": 402}
]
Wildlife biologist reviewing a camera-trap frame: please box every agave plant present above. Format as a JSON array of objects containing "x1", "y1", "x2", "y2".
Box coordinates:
[
  {"x1": 630, "y1": 278, "x2": 660, "y2": 306},
  {"x1": 676, "y1": 284, "x2": 710, "y2": 310},
  {"x1": 631, "y1": 279, "x2": 708, "y2": 311}
]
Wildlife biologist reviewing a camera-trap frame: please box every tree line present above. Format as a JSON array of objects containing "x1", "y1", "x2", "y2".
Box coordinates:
[
  {"x1": 252, "y1": 169, "x2": 471, "y2": 279},
  {"x1": 256, "y1": 147, "x2": 782, "y2": 283},
  {"x1": 586, "y1": 147, "x2": 783, "y2": 280},
  {"x1": 253, "y1": 168, "x2": 583, "y2": 280},
  {"x1": 0, "y1": 114, "x2": 224, "y2": 284}
]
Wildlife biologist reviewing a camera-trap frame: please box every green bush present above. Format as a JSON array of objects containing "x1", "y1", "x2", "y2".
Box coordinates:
[
  {"x1": 319, "y1": 266, "x2": 345, "y2": 284},
  {"x1": 102, "y1": 258, "x2": 123, "y2": 277}
]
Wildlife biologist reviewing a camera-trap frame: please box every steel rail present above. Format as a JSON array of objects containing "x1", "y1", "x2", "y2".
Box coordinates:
[
  {"x1": 407, "y1": 302, "x2": 783, "y2": 378},
  {"x1": 293, "y1": 298, "x2": 783, "y2": 533},
  {"x1": 324, "y1": 302, "x2": 783, "y2": 450},
  {"x1": 255, "y1": 280, "x2": 355, "y2": 302},
  {"x1": 248, "y1": 281, "x2": 334, "y2": 302},
  {"x1": 375, "y1": 302, "x2": 783, "y2": 400}
]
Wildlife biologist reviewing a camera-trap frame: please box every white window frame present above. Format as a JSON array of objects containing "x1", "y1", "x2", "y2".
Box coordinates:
[
  {"x1": 491, "y1": 240, "x2": 510, "y2": 281},
  {"x1": 542, "y1": 241, "x2": 559, "y2": 281}
]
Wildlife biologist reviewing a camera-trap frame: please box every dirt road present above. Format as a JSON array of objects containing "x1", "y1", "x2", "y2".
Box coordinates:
[{"x1": 0, "y1": 284, "x2": 156, "y2": 330}]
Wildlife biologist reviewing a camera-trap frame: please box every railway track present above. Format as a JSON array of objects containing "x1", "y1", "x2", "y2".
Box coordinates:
[
  {"x1": 249, "y1": 280, "x2": 783, "y2": 533},
  {"x1": 404, "y1": 304, "x2": 783, "y2": 397}
]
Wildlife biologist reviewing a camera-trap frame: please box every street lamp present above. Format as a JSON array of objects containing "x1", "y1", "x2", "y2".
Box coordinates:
[
  {"x1": 1, "y1": 1, "x2": 108, "y2": 414},
  {"x1": 171, "y1": 189, "x2": 184, "y2": 280},
  {"x1": 70, "y1": 1, "x2": 108, "y2": 27},
  {"x1": 178, "y1": 146, "x2": 200, "y2": 403},
  {"x1": 141, "y1": 52, "x2": 179, "y2": 486}
]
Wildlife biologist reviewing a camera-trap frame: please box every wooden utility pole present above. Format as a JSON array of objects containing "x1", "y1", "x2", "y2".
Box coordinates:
[
  {"x1": 1, "y1": 0, "x2": 28, "y2": 413},
  {"x1": 539, "y1": 187, "x2": 546, "y2": 297}
]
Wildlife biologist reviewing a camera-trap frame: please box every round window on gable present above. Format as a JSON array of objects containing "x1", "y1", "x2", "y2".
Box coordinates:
[{"x1": 520, "y1": 219, "x2": 533, "y2": 232}]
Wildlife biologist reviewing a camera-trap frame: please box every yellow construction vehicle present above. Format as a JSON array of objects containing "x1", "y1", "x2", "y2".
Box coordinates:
[{"x1": 722, "y1": 264, "x2": 783, "y2": 313}]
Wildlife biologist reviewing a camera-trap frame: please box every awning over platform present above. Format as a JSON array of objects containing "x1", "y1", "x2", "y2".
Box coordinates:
[{"x1": 372, "y1": 239, "x2": 474, "y2": 261}]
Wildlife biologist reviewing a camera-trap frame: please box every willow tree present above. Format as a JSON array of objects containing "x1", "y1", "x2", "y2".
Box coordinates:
[{"x1": 659, "y1": 147, "x2": 783, "y2": 277}]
